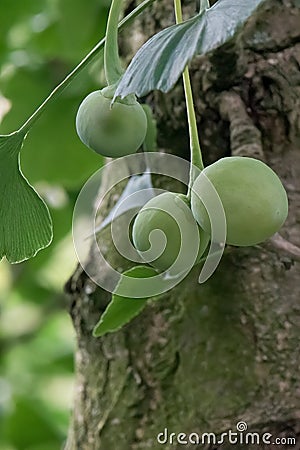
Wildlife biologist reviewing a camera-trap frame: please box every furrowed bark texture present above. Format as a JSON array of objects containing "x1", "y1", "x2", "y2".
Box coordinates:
[{"x1": 65, "y1": 0, "x2": 300, "y2": 448}]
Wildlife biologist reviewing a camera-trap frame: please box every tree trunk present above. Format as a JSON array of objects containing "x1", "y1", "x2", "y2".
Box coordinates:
[{"x1": 65, "y1": 0, "x2": 300, "y2": 448}]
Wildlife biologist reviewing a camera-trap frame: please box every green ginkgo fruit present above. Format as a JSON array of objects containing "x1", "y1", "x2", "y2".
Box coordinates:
[
  {"x1": 76, "y1": 89, "x2": 147, "y2": 158},
  {"x1": 191, "y1": 156, "x2": 288, "y2": 246},
  {"x1": 132, "y1": 192, "x2": 209, "y2": 273}
]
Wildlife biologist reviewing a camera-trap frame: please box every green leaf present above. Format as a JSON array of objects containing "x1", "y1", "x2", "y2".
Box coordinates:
[
  {"x1": 93, "y1": 266, "x2": 157, "y2": 337},
  {"x1": 0, "y1": 132, "x2": 53, "y2": 263},
  {"x1": 115, "y1": 0, "x2": 266, "y2": 98}
]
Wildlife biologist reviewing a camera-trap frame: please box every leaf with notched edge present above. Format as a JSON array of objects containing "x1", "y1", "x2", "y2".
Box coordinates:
[{"x1": 0, "y1": 132, "x2": 53, "y2": 263}]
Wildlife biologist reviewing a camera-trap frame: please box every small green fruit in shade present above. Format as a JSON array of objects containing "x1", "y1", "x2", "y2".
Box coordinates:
[
  {"x1": 132, "y1": 192, "x2": 209, "y2": 273},
  {"x1": 76, "y1": 89, "x2": 147, "y2": 158},
  {"x1": 191, "y1": 156, "x2": 288, "y2": 247}
]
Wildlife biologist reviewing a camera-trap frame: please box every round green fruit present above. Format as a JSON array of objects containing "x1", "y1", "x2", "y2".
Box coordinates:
[
  {"x1": 132, "y1": 192, "x2": 209, "y2": 273},
  {"x1": 76, "y1": 90, "x2": 147, "y2": 157},
  {"x1": 191, "y1": 156, "x2": 288, "y2": 247}
]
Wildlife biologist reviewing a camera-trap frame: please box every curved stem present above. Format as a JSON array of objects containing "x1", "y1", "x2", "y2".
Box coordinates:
[
  {"x1": 199, "y1": 0, "x2": 210, "y2": 13},
  {"x1": 17, "y1": 0, "x2": 155, "y2": 135},
  {"x1": 104, "y1": 0, "x2": 124, "y2": 85},
  {"x1": 173, "y1": 0, "x2": 204, "y2": 199}
]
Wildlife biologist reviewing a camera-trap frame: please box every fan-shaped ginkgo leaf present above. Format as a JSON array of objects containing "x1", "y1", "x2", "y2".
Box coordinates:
[{"x1": 0, "y1": 132, "x2": 53, "y2": 263}]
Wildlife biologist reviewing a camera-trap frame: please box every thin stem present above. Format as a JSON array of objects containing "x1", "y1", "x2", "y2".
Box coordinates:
[
  {"x1": 17, "y1": 0, "x2": 155, "y2": 135},
  {"x1": 199, "y1": 0, "x2": 210, "y2": 13},
  {"x1": 173, "y1": 0, "x2": 204, "y2": 199},
  {"x1": 104, "y1": 0, "x2": 124, "y2": 85}
]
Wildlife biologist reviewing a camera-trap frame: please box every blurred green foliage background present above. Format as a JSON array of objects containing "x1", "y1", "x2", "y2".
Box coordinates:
[{"x1": 0, "y1": 0, "x2": 109, "y2": 448}]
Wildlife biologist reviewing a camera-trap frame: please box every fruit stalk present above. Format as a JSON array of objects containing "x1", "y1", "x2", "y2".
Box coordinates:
[
  {"x1": 199, "y1": 0, "x2": 210, "y2": 12},
  {"x1": 173, "y1": 0, "x2": 204, "y2": 198},
  {"x1": 104, "y1": 0, "x2": 124, "y2": 85}
]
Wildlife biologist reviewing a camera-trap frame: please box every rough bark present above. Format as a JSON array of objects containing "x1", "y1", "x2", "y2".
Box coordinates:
[{"x1": 65, "y1": 0, "x2": 300, "y2": 448}]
